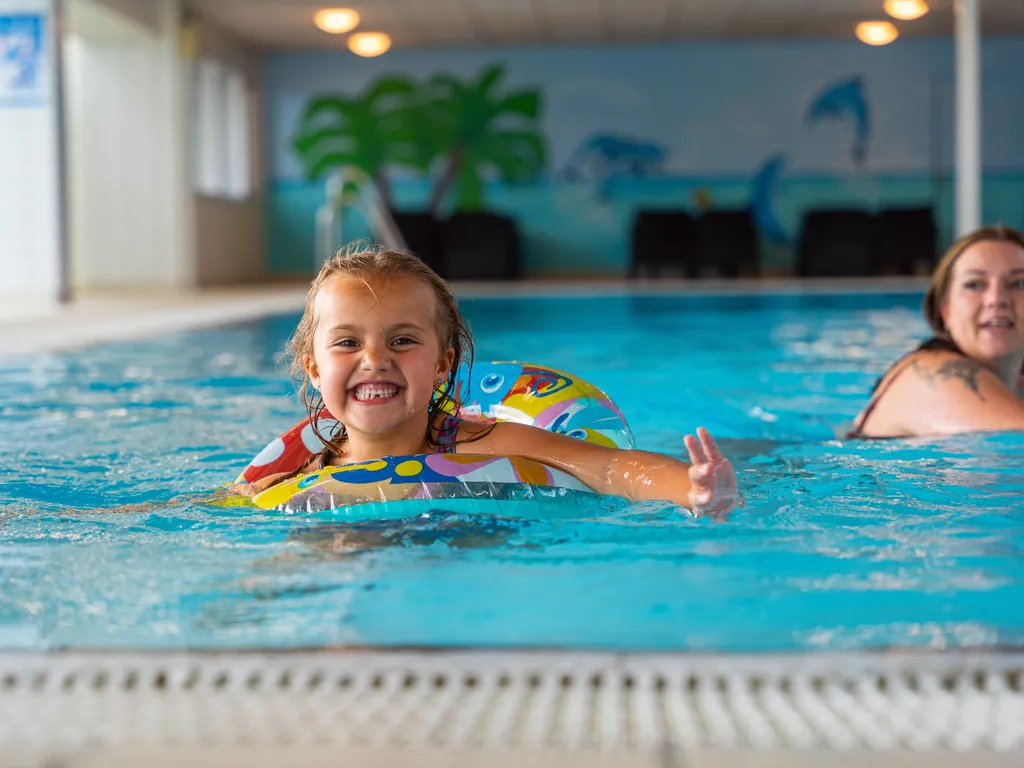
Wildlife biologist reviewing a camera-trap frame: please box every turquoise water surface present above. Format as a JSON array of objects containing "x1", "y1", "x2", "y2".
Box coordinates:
[{"x1": 1, "y1": 291, "x2": 1023, "y2": 652}]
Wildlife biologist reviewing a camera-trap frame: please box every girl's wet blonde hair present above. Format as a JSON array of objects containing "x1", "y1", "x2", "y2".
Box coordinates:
[
  {"x1": 923, "y1": 224, "x2": 1024, "y2": 338},
  {"x1": 284, "y1": 240, "x2": 475, "y2": 453}
]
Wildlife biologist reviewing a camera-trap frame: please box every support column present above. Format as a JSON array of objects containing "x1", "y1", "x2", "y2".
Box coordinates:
[
  {"x1": 63, "y1": 0, "x2": 194, "y2": 293},
  {"x1": 955, "y1": 0, "x2": 981, "y2": 236}
]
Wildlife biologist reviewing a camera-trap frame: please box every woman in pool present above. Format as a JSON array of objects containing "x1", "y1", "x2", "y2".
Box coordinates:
[
  {"x1": 238, "y1": 242, "x2": 739, "y2": 517},
  {"x1": 849, "y1": 224, "x2": 1024, "y2": 438}
]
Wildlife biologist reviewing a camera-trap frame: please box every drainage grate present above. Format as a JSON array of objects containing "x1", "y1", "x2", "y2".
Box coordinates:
[{"x1": 0, "y1": 651, "x2": 1022, "y2": 753}]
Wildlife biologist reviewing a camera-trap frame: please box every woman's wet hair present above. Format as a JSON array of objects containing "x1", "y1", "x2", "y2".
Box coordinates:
[
  {"x1": 283, "y1": 240, "x2": 475, "y2": 453},
  {"x1": 923, "y1": 224, "x2": 1024, "y2": 338}
]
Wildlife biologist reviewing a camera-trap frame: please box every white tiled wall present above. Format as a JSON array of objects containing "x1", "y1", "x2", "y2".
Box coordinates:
[
  {"x1": 63, "y1": 0, "x2": 193, "y2": 292},
  {"x1": 0, "y1": 0, "x2": 61, "y2": 301}
]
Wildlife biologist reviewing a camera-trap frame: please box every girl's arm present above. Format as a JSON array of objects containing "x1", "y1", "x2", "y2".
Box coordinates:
[
  {"x1": 59, "y1": 486, "x2": 252, "y2": 516},
  {"x1": 230, "y1": 472, "x2": 288, "y2": 497},
  {"x1": 464, "y1": 422, "x2": 738, "y2": 517}
]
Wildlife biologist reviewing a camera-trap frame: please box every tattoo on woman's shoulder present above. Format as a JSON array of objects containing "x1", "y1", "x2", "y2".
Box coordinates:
[{"x1": 911, "y1": 357, "x2": 986, "y2": 401}]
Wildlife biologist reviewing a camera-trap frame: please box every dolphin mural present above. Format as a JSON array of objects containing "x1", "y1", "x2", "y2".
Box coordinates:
[
  {"x1": 750, "y1": 153, "x2": 789, "y2": 245},
  {"x1": 805, "y1": 75, "x2": 871, "y2": 166},
  {"x1": 563, "y1": 132, "x2": 667, "y2": 199}
]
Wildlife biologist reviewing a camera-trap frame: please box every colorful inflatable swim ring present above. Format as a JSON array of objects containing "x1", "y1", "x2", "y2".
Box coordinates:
[{"x1": 239, "y1": 362, "x2": 633, "y2": 513}]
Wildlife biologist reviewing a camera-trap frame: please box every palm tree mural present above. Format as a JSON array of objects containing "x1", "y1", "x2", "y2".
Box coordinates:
[
  {"x1": 291, "y1": 75, "x2": 421, "y2": 208},
  {"x1": 423, "y1": 63, "x2": 547, "y2": 212}
]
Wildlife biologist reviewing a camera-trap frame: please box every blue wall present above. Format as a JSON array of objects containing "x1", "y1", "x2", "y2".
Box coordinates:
[{"x1": 265, "y1": 39, "x2": 1024, "y2": 277}]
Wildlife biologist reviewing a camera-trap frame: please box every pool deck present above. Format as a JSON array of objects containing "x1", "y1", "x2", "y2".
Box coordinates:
[
  {"x1": 0, "y1": 277, "x2": 928, "y2": 357},
  {"x1": 1, "y1": 647, "x2": 1020, "y2": 766}
]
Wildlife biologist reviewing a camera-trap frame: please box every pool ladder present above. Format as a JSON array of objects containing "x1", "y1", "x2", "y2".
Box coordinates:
[{"x1": 315, "y1": 167, "x2": 408, "y2": 270}]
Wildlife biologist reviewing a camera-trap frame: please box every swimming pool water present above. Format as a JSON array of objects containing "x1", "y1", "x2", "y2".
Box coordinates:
[{"x1": 1, "y1": 291, "x2": 1023, "y2": 652}]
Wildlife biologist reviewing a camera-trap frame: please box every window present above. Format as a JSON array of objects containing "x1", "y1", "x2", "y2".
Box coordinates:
[
  {"x1": 191, "y1": 57, "x2": 252, "y2": 199},
  {"x1": 224, "y1": 68, "x2": 251, "y2": 199}
]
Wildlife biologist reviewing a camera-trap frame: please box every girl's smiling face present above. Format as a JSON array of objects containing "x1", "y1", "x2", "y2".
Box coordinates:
[{"x1": 306, "y1": 275, "x2": 453, "y2": 444}]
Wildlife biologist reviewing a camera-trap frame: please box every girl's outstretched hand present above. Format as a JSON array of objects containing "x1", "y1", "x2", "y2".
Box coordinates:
[{"x1": 683, "y1": 427, "x2": 739, "y2": 517}]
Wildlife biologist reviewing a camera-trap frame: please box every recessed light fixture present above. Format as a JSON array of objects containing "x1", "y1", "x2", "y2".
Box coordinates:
[
  {"x1": 856, "y1": 20, "x2": 899, "y2": 46},
  {"x1": 314, "y1": 8, "x2": 360, "y2": 35},
  {"x1": 883, "y1": 0, "x2": 929, "y2": 21},
  {"x1": 347, "y1": 31, "x2": 392, "y2": 57}
]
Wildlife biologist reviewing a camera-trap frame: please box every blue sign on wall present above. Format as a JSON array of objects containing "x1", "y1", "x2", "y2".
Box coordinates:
[{"x1": 0, "y1": 12, "x2": 48, "y2": 108}]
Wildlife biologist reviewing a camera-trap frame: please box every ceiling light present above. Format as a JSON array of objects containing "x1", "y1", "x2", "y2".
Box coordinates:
[
  {"x1": 883, "y1": 0, "x2": 929, "y2": 21},
  {"x1": 855, "y1": 21, "x2": 899, "y2": 46},
  {"x1": 347, "y1": 31, "x2": 391, "y2": 57},
  {"x1": 314, "y1": 8, "x2": 360, "y2": 35}
]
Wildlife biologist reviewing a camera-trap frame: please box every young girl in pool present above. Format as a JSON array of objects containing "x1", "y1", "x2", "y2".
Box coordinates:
[{"x1": 239, "y1": 242, "x2": 739, "y2": 517}]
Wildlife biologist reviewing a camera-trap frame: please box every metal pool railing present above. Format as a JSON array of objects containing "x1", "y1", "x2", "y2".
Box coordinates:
[{"x1": 1, "y1": 649, "x2": 1022, "y2": 766}]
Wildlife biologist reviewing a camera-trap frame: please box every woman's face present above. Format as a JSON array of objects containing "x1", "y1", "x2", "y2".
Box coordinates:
[{"x1": 941, "y1": 240, "x2": 1024, "y2": 364}]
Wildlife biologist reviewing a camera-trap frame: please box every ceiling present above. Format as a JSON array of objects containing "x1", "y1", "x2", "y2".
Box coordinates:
[
  {"x1": 67, "y1": 0, "x2": 149, "y2": 42},
  {"x1": 187, "y1": 0, "x2": 1024, "y2": 51}
]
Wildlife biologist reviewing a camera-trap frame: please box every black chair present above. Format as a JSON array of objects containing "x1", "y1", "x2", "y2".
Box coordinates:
[
  {"x1": 440, "y1": 211, "x2": 520, "y2": 280},
  {"x1": 873, "y1": 206, "x2": 937, "y2": 275},
  {"x1": 797, "y1": 208, "x2": 875, "y2": 277},
  {"x1": 695, "y1": 208, "x2": 759, "y2": 277},
  {"x1": 629, "y1": 209, "x2": 698, "y2": 278},
  {"x1": 376, "y1": 210, "x2": 444, "y2": 276}
]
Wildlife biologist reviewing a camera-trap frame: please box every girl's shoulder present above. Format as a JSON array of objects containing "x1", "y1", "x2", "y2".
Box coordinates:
[
  {"x1": 444, "y1": 413, "x2": 497, "y2": 452},
  {"x1": 434, "y1": 412, "x2": 463, "y2": 453}
]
